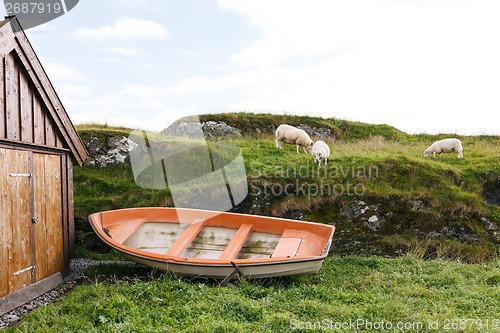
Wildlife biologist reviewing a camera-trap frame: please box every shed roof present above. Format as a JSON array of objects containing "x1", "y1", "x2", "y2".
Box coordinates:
[{"x1": 0, "y1": 16, "x2": 87, "y2": 166}]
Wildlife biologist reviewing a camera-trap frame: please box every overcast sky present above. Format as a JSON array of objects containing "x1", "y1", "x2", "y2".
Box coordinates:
[{"x1": 3, "y1": 0, "x2": 500, "y2": 134}]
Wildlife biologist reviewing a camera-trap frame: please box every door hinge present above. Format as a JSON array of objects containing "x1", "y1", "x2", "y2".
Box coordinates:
[
  {"x1": 12, "y1": 265, "x2": 35, "y2": 276},
  {"x1": 9, "y1": 173, "x2": 32, "y2": 185}
]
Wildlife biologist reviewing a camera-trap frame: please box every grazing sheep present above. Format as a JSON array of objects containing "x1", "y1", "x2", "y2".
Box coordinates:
[
  {"x1": 311, "y1": 140, "x2": 330, "y2": 166},
  {"x1": 424, "y1": 138, "x2": 463, "y2": 158},
  {"x1": 275, "y1": 124, "x2": 314, "y2": 154}
]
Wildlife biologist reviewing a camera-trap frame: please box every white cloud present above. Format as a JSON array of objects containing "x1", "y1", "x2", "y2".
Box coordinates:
[
  {"x1": 75, "y1": 17, "x2": 169, "y2": 41},
  {"x1": 212, "y1": 0, "x2": 500, "y2": 134},
  {"x1": 42, "y1": 61, "x2": 85, "y2": 82},
  {"x1": 111, "y1": 0, "x2": 166, "y2": 12},
  {"x1": 103, "y1": 47, "x2": 145, "y2": 57}
]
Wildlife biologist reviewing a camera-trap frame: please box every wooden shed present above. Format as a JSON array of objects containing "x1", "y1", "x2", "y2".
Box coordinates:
[{"x1": 0, "y1": 17, "x2": 87, "y2": 315}]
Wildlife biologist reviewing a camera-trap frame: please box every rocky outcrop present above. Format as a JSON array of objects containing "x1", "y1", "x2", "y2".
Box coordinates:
[
  {"x1": 233, "y1": 189, "x2": 499, "y2": 261},
  {"x1": 84, "y1": 136, "x2": 137, "y2": 167},
  {"x1": 161, "y1": 121, "x2": 242, "y2": 140},
  {"x1": 297, "y1": 123, "x2": 333, "y2": 139}
]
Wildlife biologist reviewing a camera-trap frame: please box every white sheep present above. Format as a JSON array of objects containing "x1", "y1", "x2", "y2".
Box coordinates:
[
  {"x1": 311, "y1": 140, "x2": 330, "y2": 166},
  {"x1": 424, "y1": 138, "x2": 463, "y2": 158},
  {"x1": 275, "y1": 124, "x2": 314, "y2": 154}
]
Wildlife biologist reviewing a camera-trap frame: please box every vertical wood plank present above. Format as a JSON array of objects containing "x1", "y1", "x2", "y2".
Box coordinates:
[
  {"x1": 60, "y1": 154, "x2": 69, "y2": 275},
  {"x1": 33, "y1": 153, "x2": 47, "y2": 282},
  {"x1": 44, "y1": 112, "x2": 56, "y2": 147},
  {"x1": 54, "y1": 155, "x2": 62, "y2": 274},
  {"x1": 34, "y1": 153, "x2": 63, "y2": 280},
  {"x1": 0, "y1": 57, "x2": 6, "y2": 139},
  {"x1": 17, "y1": 149, "x2": 32, "y2": 291},
  {"x1": 32, "y1": 94, "x2": 45, "y2": 145},
  {"x1": 5, "y1": 52, "x2": 20, "y2": 141},
  {"x1": 19, "y1": 69, "x2": 33, "y2": 143},
  {"x1": 8, "y1": 149, "x2": 31, "y2": 293},
  {"x1": 0, "y1": 148, "x2": 9, "y2": 297},
  {"x1": 28, "y1": 152, "x2": 36, "y2": 284},
  {"x1": 56, "y1": 133, "x2": 62, "y2": 148},
  {"x1": 48, "y1": 154, "x2": 63, "y2": 275},
  {"x1": 67, "y1": 157, "x2": 75, "y2": 260}
]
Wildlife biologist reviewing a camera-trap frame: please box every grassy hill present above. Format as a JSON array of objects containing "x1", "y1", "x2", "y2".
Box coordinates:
[
  {"x1": 74, "y1": 113, "x2": 500, "y2": 262},
  {"x1": 4, "y1": 113, "x2": 499, "y2": 332}
]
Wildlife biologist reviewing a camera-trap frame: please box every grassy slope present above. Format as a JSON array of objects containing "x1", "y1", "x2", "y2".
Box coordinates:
[
  {"x1": 6, "y1": 115, "x2": 500, "y2": 331},
  {"x1": 74, "y1": 115, "x2": 500, "y2": 261},
  {"x1": 7, "y1": 256, "x2": 500, "y2": 332}
]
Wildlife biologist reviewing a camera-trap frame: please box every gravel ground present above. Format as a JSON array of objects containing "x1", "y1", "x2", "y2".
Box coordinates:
[{"x1": 0, "y1": 258, "x2": 123, "y2": 329}]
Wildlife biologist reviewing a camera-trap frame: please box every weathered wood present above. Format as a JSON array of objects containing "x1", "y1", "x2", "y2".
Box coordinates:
[
  {"x1": 0, "y1": 273, "x2": 62, "y2": 316},
  {"x1": 19, "y1": 69, "x2": 33, "y2": 143},
  {"x1": 44, "y1": 113, "x2": 56, "y2": 147},
  {"x1": 0, "y1": 15, "x2": 85, "y2": 310},
  {"x1": 0, "y1": 22, "x2": 16, "y2": 58},
  {"x1": 0, "y1": 138, "x2": 69, "y2": 154},
  {"x1": 0, "y1": 57, "x2": 5, "y2": 138},
  {"x1": 12, "y1": 36, "x2": 86, "y2": 165},
  {"x1": 165, "y1": 221, "x2": 207, "y2": 257},
  {"x1": 33, "y1": 152, "x2": 47, "y2": 282},
  {"x1": 0, "y1": 148, "x2": 9, "y2": 297},
  {"x1": 7, "y1": 149, "x2": 32, "y2": 294},
  {"x1": 60, "y1": 155, "x2": 69, "y2": 275},
  {"x1": 51, "y1": 154, "x2": 64, "y2": 275},
  {"x1": 28, "y1": 152, "x2": 36, "y2": 284},
  {"x1": 67, "y1": 157, "x2": 75, "y2": 260},
  {"x1": 5, "y1": 52, "x2": 19, "y2": 141},
  {"x1": 0, "y1": 17, "x2": 87, "y2": 165},
  {"x1": 32, "y1": 94, "x2": 45, "y2": 145},
  {"x1": 219, "y1": 224, "x2": 253, "y2": 260},
  {"x1": 34, "y1": 153, "x2": 63, "y2": 279},
  {"x1": 56, "y1": 132, "x2": 63, "y2": 148}
]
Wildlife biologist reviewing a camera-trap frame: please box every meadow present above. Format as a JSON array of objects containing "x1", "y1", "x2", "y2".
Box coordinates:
[
  {"x1": 5, "y1": 113, "x2": 499, "y2": 332},
  {"x1": 5, "y1": 256, "x2": 500, "y2": 332}
]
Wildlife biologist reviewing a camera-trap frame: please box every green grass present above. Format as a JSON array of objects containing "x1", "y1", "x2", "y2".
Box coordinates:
[
  {"x1": 6, "y1": 113, "x2": 500, "y2": 331},
  {"x1": 73, "y1": 116, "x2": 500, "y2": 261},
  {"x1": 5, "y1": 256, "x2": 500, "y2": 332}
]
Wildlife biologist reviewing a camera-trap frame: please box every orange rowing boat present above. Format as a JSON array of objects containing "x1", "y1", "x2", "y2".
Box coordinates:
[{"x1": 88, "y1": 207, "x2": 335, "y2": 279}]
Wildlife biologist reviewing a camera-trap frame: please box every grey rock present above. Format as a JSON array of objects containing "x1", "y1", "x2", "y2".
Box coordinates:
[
  {"x1": 297, "y1": 124, "x2": 333, "y2": 139},
  {"x1": 84, "y1": 136, "x2": 137, "y2": 167},
  {"x1": 161, "y1": 121, "x2": 242, "y2": 140},
  {"x1": 365, "y1": 215, "x2": 381, "y2": 231}
]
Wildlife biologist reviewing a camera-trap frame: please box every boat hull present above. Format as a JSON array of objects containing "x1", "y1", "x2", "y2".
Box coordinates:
[
  {"x1": 88, "y1": 207, "x2": 335, "y2": 279},
  {"x1": 120, "y1": 253, "x2": 326, "y2": 279}
]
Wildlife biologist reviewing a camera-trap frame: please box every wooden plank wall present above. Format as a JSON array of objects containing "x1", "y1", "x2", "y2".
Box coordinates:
[
  {"x1": 0, "y1": 148, "x2": 32, "y2": 298},
  {"x1": 0, "y1": 57, "x2": 5, "y2": 138},
  {"x1": 33, "y1": 153, "x2": 64, "y2": 282},
  {"x1": 0, "y1": 50, "x2": 65, "y2": 148},
  {"x1": 0, "y1": 149, "x2": 8, "y2": 297}
]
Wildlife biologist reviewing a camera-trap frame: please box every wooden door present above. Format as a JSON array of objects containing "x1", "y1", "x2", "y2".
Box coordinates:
[
  {"x1": 0, "y1": 149, "x2": 63, "y2": 299},
  {"x1": 33, "y1": 153, "x2": 63, "y2": 281},
  {"x1": 0, "y1": 148, "x2": 32, "y2": 298}
]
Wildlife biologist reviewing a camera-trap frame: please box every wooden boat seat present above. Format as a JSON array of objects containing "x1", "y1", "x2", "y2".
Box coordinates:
[
  {"x1": 165, "y1": 220, "x2": 206, "y2": 257},
  {"x1": 219, "y1": 224, "x2": 253, "y2": 260},
  {"x1": 271, "y1": 229, "x2": 304, "y2": 258},
  {"x1": 107, "y1": 218, "x2": 147, "y2": 244}
]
